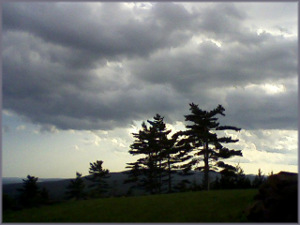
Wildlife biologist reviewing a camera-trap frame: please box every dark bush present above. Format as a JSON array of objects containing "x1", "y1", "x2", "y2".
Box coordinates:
[{"x1": 246, "y1": 171, "x2": 298, "y2": 222}]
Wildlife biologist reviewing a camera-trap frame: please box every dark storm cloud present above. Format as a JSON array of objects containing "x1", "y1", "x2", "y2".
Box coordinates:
[
  {"x1": 3, "y1": 27, "x2": 185, "y2": 129},
  {"x1": 130, "y1": 35, "x2": 296, "y2": 90},
  {"x1": 223, "y1": 86, "x2": 297, "y2": 130},
  {"x1": 151, "y1": 2, "x2": 197, "y2": 30},
  {"x1": 3, "y1": 2, "x2": 194, "y2": 64},
  {"x1": 198, "y1": 3, "x2": 246, "y2": 37},
  {"x1": 2, "y1": 2, "x2": 297, "y2": 131}
]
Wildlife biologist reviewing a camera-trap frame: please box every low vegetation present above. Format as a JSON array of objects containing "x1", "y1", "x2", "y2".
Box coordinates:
[{"x1": 3, "y1": 189, "x2": 257, "y2": 222}]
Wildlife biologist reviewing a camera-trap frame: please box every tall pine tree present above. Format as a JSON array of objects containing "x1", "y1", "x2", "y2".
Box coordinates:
[
  {"x1": 147, "y1": 114, "x2": 180, "y2": 193},
  {"x1": 126, "y1": 114, "x2": 179, "y2": 194},
  {"x1": 178, "y1": 103, "x2": 242, "y2": 190},
  {"x1": 126, "y1": 120, "x2": 159, "y2": 194}
]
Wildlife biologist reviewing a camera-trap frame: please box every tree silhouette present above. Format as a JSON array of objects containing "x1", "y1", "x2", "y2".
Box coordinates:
[
  {"x1": 234, "y1": 164, "x2": 251, "y2": 189},
  {"x1": 65, "y1": 172, "x2": 86, "y2": 200},
  {"x1": 252, "y1": 168, "x2": 266, "y2": 188},
  {"x1": 88, "y1": 160, "x2": 110, "y2": 197},
  {"x1": 161, "y1": 135, "x2": 180, "y2": 193},
  {"x1": 177, "y1": 103, "x2": 242, "y2": 190},
  {"x1": 147, "y1": 114, "x2": 180, "y2": 193},
  {"x1": 218, "y1": 163, "x2": 251, "y2": 189},
  {"x1": 126, "y1": 119, "x2": 162, "y2": 194},
  {"x1": 126, "y1": 114, "x2": 179, "y2": 194},
  {"x1": 218, "y1": 163, "x2": 237, "y2": 189},
  {"x1": 18, "y1": 175, "x2": 40, "y2": 207},
  {"x1": 126, "y1": 118, "x2": 159, "y2": 194}
]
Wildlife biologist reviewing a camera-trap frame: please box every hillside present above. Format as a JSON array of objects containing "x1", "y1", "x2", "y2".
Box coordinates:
[
  {"x1": 3, "y1": 171, "x2": 257, "y2": 200},
  {"x1": 3, "y1": 189, "x2": 257, "y2": 222}
]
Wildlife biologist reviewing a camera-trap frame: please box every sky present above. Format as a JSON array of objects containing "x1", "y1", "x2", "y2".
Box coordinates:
[{"x1": 2, "y1": 2, "x2": 298, "y2": 178}]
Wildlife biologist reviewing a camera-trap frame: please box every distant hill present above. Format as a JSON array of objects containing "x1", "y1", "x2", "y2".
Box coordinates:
[
  {"x1": 2, "y1": 177, "x2": 64, "y2": 185},
  {"x1": 2, "y1": 177, "x2": 24, "y2": 185},
  {"x1": 2, "y1": 171, "x2": 258, "y2": 201}
]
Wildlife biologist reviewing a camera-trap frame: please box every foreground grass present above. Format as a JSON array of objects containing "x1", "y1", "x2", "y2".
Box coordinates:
[{"x1": 3, "y1": 189, "x2": 257, "y2": 222}]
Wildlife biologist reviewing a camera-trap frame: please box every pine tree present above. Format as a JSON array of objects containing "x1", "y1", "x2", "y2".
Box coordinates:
[
  {"x1": 171, "y1": 130, "x2": 194, "y2": 177},
  {"x1": 126, "y1": 119, "x2": 162, "y2": 194},
  {"x1": 88, "y1": 160, "x2": 110, "y2": 197},
  {"x1": 147, "y1": 114, "x2": 180, "y2": 193},
  {"x1": 178, "y1": 103, "x2": 242, "y2": 190},
  {"x1": 126, "y1": 114, "x2": 179, "y2": 194},
  {"x1": 218, "y1": 163, "x2": 251, "y2": 189},
  {"x1": 161, "y1": 135, "x2": 180, "y2": 193},
  {"x1": 235, "y1": 164, "x2": 251, "y2": 189},
  {"x1": 65, "y1": 172, "x2": 86, "y2": 200},
  {"x1": 18, "y1": 175, "x2": 40, "y2": 207},
  {"x1": 219, "y1": 163, "x2": 238, "y2": 189},
  {"x1": 252, "y1": 168, "x2": 266, "y2": 188}
]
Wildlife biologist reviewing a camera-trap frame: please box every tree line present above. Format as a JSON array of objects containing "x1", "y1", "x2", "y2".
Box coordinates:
[
  {"x1": 4, "y1": 103, "x2": 268, "y2": 210},
  {"x1": 125, "y1": 103, "x2": 243, "y2": 193},
  {"x1": 3, "y1": 160, "x2": 111, "y2": 210}
]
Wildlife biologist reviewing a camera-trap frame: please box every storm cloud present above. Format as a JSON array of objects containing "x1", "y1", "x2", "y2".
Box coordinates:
[{"x1": 2, "y1": 2, "x2": 297, "y2": 131}]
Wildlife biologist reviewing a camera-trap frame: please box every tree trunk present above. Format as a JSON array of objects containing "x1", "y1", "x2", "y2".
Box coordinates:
[
  {"x1": 159, "y1": 160, "x2": 162, "y2": 194},
  {"x1": 168, "y1": 156, "x2": 172, "y2": 193},
  {"x1": 204, "y1": 141, "x2": 210, "y2": 191}
]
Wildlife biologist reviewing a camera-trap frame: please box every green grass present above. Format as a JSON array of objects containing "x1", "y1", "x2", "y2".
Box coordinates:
[{"x1": 3, "y1": 189, "x2": 257, "y2": 222}]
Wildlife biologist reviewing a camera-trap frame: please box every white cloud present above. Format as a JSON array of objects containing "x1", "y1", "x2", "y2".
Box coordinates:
[
  {"x1": 74, "y1": 145, "x2": 79, "y2": 151},
  {"x1": 3, "y1": 109, "x2": 15, "y2": 117},
  {"x1": 243, "y1": 83, "x2": 286, "y2": 95},
  {"x1": 39, "y1": 125, "x2": 59, "y2": 133}
]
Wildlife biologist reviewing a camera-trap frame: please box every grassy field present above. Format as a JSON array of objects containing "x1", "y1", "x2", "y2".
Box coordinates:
[{"x1": 3, "y1": 189, "x2": 257, "y2": 222}]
